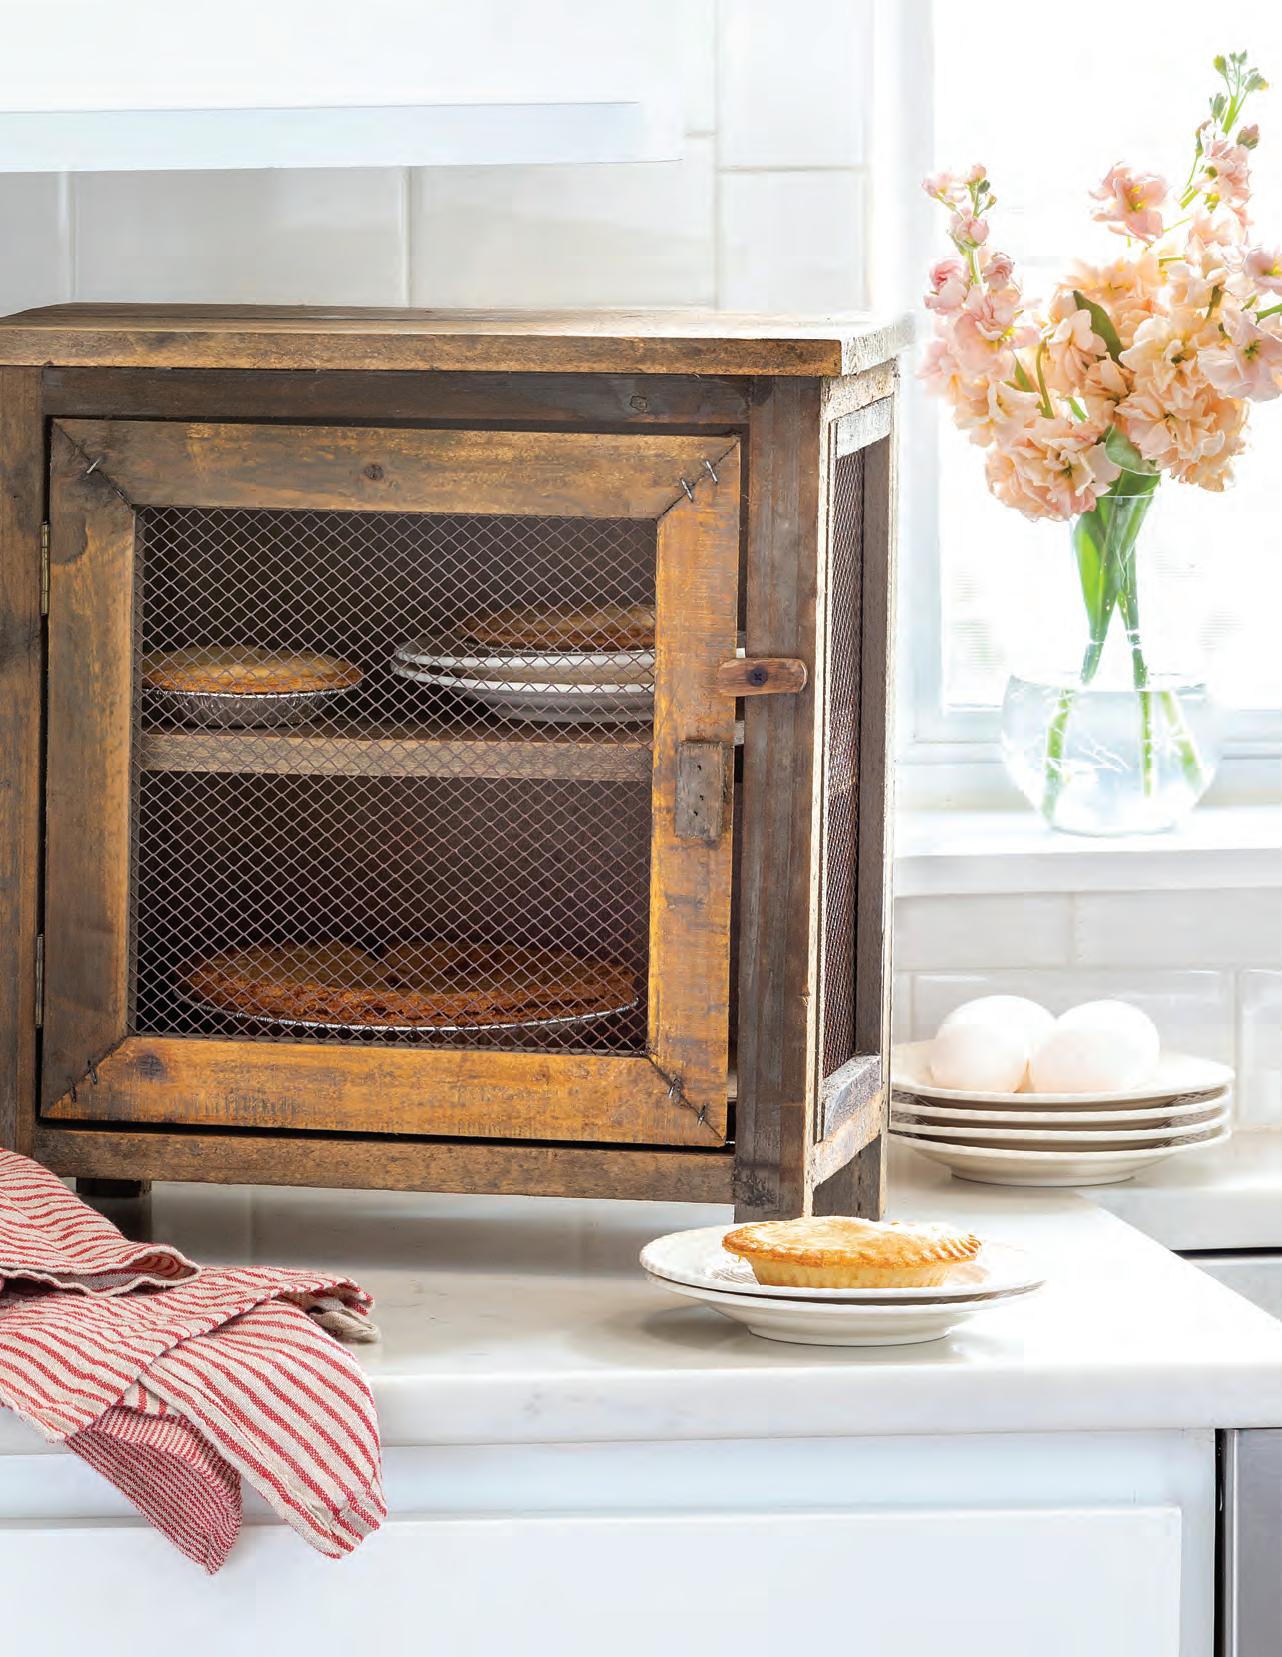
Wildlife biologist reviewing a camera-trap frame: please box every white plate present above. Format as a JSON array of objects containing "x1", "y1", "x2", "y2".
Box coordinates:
[
  {"x1": 889, "y1": 1112, "x2": 1228, "y2": 1148},
  {"x1": 392, "y1": 641, "x2": 655, "y2": 677},
  {"x1": 889, "y1": 1092, "x2": 1229, "y2": 1128},
  {"x1": 640, "y1": 1226, "x2": 1043, "y2": 1304},
  {"x1": 892, "y1": 1042, "x2": 1233, "y2": 1107},
  {"x1": 896, "y1": 1125, "x2": 1232, "y2": 1186},
  {"x1": 642, "y1": 1273, "x2": 1030, "y2": 1345}
]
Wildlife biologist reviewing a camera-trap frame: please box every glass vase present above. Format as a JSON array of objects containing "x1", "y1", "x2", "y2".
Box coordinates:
[{"x1": 999, "y1": 491, "x2": 1220, "y2": 836}]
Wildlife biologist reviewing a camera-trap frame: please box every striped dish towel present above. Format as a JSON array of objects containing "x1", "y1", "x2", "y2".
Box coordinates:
[{"x1": 0, "y1": 1150, "x2": 384, "y2": 1571}]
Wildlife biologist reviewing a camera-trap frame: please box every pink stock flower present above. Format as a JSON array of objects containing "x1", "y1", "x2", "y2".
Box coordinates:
[
  {"x1": 1200, "y1": 310, "x2": 1282, "y2": 401},
  {"x1": 924, "y1": 257, "x2": 970, "y2": 315},
  {"x1": 953, "y1": 377, "x2": 1042, "y2": 449},
  {"x1": 1199, "y1": 130, "x2": 1252, "y2": 208},
  {"x1": 1245, "y1": 246, "x2": 1282, "y2": 292},
  {"x1": 982, "y1": 249, "x2": 1015, "y2": 286},
  {"x1": 984, "y1": 415, "x2": 1122, "y2": 521},
  {"x1": 963, "y1": 280, "x2": 1022, "y2": 341},
  {"x1": 1091, "y1": 164, "x2": 1169, "y2": 241},
  {"x1": 950, "y1": 211, "x2": 989, "y2": 247},
  {"x1": 1070, "y1": 252, "x2": 1164, "y2": 348},
  {"x1": 923, "y1": 171, "x2": 964, "y2": 203},
  {"x1": 965, "y1": 163, "x2": 987, "y2": 185}
]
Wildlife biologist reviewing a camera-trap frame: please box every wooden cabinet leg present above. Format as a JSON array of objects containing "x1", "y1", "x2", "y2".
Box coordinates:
[
  {"x1": 75, "y1": 1176, "x2": 153, "y2": 1240},
  {"x1": 810, "y1": 1132, "x2": 887, "y2": 1219}
]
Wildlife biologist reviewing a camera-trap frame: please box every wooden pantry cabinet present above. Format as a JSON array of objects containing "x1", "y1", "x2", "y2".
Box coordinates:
[{"x1": 0, "y1": 305, "x2": 906, "y2": 1219}]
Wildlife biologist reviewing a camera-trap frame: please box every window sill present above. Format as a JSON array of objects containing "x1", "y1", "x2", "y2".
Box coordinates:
[{"x1": 894, "y1": 803, "x2": 1282, "y2": 897}]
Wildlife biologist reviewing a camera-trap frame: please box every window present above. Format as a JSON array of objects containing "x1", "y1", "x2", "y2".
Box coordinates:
[{"x1": 899, "y1": 1, "x2": 1282, "y2": 776}]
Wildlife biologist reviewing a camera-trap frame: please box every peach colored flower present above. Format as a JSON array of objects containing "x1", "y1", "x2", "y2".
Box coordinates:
[
  {"x1": 918, "y1": 336, "x2": 970, "y2": 405},
  {"x1": 1091, "y1": 164, "x2": 1168, "y2": 241},
  {"x1": 982, "y1": 249, "x2": 1015, "y2": 286},
  {"x1": 1199, "y1": 129, "x2": 1252, "y2": 212},
  {"x1": 1117, "y1": 315, "x2": 1248, "y2": 488},
  {"x1": 953, "y1": 377, "x2": 1042, "y2": 449},
  {"x1": 963, "y1": 280, "x2": 1022, "y2": 341},
  {"x1": 984, "y1": 415, "x2": 1121, "y2": 521},
  {"x1": 948, "y1": 312, "x2": 1015, "y2": 381},
  {"x1": 1080, "y1": 354, "x2": 1132, "y2": 421},
  {"x1": 1042, "y1": 291, "x2": 1109, "y2": 396},
  {"x1": 1200, "y1": 311, "x2": 1282, "y2": 402},
  {"x1": 1069, "y1": 251, "x2": 1164, "y2": 348},
  {"x1": 923, "y1": 171, "x2": 964, "y2": 204},
  {"x1": 1245, "y1": 246, "x2": 1282, "y2": 292},
  {"x1": 924, "y1": 257, "x2": 969, "y2": 315}
]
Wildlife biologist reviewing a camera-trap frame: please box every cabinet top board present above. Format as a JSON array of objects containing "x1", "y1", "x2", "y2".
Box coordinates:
[{"x1": 0, "y1": 303, "x2": 912, "y2": 378}]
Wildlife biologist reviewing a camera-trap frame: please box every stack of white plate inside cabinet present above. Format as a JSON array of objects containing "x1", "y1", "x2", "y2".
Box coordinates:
[
  {"x1": 890, "y1": 1043, "x2": 1233, "y2": 1187},
  {"x1": 640, "y1": 1225, "x2": 1045, "y2": 1347},
  {"x1": 390, "y1": 637, "x2": 655, "y2": 725}
]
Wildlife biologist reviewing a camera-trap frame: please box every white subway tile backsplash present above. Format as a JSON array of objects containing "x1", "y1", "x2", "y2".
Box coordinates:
[
  {"x1": 908, "y1": 970, "x2": 1236, "y2": 1067},
  {"x1": 409, "y1": 139, "x2": 716, "y2": 309},
  {"x1": 894, "y1": 894, "x2": 1072, "y2": 971},
  {"x1": 0, "y1": 174, "x2": 68, "y2": 312},
  {"x1": 1073, "y1": 889, "x2": 1282, "y2": 969},
  {"x1": 1237, "y1": 971, "x2": 1282, "y2": 1129},
  {"x1": 891, "y1": 971, "x2": 913, "y2": 1047},
  {"x1": 717, "y1": 0, "x2": 870, "y2": 168},
  {"x1": 72, "y1": 170, "x2": 408, "y2": 305},
  {"x1": 717, "y1": 169, "x2": 865, "y2": 311},
  {"x1": 682, "y1": 0, "x2": 718, "y2": 135}
]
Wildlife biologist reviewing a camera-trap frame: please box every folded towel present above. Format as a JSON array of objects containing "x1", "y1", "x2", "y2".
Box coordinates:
[{"x1": 0, "y1": 1150, "x2": 384, "y2": 1571}]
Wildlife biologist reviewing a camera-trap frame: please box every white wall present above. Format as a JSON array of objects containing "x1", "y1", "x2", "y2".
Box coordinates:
[{"x1": 0, "y1": 0, "x2": 874, "y2": 316}]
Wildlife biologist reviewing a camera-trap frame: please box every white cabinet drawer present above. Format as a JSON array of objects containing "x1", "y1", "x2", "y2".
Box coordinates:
[{"x1": 5, "y1": 1504, "x2": 1181, "y2": 1657}]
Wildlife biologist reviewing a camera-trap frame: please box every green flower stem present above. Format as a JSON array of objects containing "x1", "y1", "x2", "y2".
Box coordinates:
[{"x1": 1158, "y1": 688, "x2": 1211, "y2": 791}]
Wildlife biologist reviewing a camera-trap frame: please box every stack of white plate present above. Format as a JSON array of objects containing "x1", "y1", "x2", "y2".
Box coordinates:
[
  {"x1": 891, "y1": 1043, "x2": 1233, "y2": 1186},
  {"x1": 390, "y1": 637, "x2": 654, "y2": 725},
  {"x1": 640, "y1": 1224, "x2": 1044, "y2": 1346}
]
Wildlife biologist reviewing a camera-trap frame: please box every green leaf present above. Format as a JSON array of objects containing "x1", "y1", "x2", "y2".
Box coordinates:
[
  {"x1": 1073, "y1": 510, "x2": 1113, "y2": 640},
  {"x1": 1072, "y1": 290, "x2": 1124, "y2": 362},
  {"x1": 1012, "y1": 358, "x2": 1035, "y2": 394},
  {"x1": 1101, "y1": 425, "x2": 1161, "y2": 497}
]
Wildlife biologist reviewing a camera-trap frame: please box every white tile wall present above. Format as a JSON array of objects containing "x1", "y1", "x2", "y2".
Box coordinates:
[
  {"x1": 1238, "y1": 971, "x2": 1282, "y2": 1130},
  {"x1": 0, "y1": 2, "x2": 876, "y2": 318},
  {"x1": 895, "y1": 894, "x2": 1072, "y2": 971},
  {"x1": 1073, "y1": 889, "x2": 1282, "y2": 970}
]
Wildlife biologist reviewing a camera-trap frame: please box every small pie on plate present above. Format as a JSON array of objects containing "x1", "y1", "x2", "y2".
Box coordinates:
[
  {"x1": 458, "y1": 602, "x2": 655, "y2": 653},
  {"x1": 142, "y1": 646, "x2": 363, "y2": 696},
  {"x1": 722, "y1": 1216, "x2": 983, "y2": 1290}
]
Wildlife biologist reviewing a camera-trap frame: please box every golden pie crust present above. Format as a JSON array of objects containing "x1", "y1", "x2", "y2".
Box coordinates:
[
  {"x1": 459, "y1": 602, "x2": 656, "y2": 653},
  {"x1": 722, "y1": 1216, "x2": 983, "y2": 1289},
  {"x1": 180, "y1": 941, "x2": 636, "y2": 1029},
  {"x1": 142, "y1": 646, "x2": 364, "y2": 696}
]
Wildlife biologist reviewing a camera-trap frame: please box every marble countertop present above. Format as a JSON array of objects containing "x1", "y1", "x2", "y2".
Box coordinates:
[{"x1": 4, "y1": 1147, "x2": 1281, "y2": 1457}]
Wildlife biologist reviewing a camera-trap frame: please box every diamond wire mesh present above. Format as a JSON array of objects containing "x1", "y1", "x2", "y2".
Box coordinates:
[
  {"x1": 820, "y1": 448, "x2": 864, "y2": 1079},
  {"x1": 130, "y1": 507, "x2": 657, "y2": 1052}
]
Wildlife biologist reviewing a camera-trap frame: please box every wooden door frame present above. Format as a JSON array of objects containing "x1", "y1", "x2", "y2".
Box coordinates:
[{"x1": 40, "y1": 419, "x2": 740, "y2": 1149}]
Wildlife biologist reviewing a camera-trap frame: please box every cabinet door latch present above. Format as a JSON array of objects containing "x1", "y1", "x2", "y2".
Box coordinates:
[{"x1": 715, "y1": 656, "x2": 807, "y2": 696}]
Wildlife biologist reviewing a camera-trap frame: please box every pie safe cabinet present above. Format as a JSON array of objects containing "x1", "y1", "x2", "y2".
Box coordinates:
[{"x1": 0, "y1": 306, "x2": 907, "y2": 1220}]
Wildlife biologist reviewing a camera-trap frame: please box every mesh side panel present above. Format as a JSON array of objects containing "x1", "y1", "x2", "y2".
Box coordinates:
[
  {"x1": 130, "y1": 508, "x2": 655, "y2": 1052},
  {"x1": 820, "y1": 449, "x2": 864, "y2": 1078}
]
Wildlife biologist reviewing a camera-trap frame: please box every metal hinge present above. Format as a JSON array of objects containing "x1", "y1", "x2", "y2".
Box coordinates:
[
  {"x1": 34, "y1": 933, "x2": 44, "y2": 1027},
  {"x1": 39, "y1": 522, "x2": 49, "y2": 615}
]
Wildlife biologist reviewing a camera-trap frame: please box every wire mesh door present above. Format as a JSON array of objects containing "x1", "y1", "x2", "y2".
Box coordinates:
[{"x1": 41, "y1": 421, "x2": 739, "y2": 1147}]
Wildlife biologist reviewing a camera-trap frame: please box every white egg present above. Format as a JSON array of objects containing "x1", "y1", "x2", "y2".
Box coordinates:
[
  {"x1": 940, "y1": 995, "x2": 1055, "y2": 1052},
  {"x1": 929, "y1": 1020, "x2": 1029, "y2": 1093},
  {"x1": 1028, "y1": 1001, "x2": 1160, "y2": 1094}
]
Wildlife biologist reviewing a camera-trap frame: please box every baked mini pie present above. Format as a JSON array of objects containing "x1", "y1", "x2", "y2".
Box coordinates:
[
  {"x1": 141, "y1": 646, "x2": 363, "y2": 697},
  {"x1": 180, "y1": 941, "x2": 636, "y2": 1029},
  {"x1": 722, "y1": 1216, "x2": 983, "y2": 1290},
  {"x1": 458, "y1": 602, "x2": 655, "y2": 653}
]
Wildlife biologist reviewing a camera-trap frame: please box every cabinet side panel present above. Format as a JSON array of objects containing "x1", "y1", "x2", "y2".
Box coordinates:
[
  {"x1": 734, "y1": 378, "x2": 823, "y2": 1218},
  {"x1": 0, "y1": 367, "x2": 44, "y2": 1152}
]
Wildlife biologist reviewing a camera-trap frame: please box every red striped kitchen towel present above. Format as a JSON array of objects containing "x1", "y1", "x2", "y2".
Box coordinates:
[{"x1": 0, "y1": 1149, "x2": 384, "y2": 1571}]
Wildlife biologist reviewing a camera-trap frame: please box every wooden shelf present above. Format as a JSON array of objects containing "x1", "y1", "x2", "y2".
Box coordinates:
[{"x1": 139, "y1": 720, "x2": 654, "y2": 783}]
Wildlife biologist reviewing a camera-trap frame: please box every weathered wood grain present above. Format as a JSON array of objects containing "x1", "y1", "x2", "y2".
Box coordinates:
[
  {"x1": 56, "y1": 420, "x2": 736, "y2": 519},
  {"x1": 2, "y1": 304, "x2": 914, "y2": 379},
  {"x1": 42, "y1": 366, "x2": 751, "y2": 429},
  {"x1": 37, "y1": 1123, "x2": 736, "y2": 1203},
  {"x1": 732, "y1": 378, "x2": 824, "y2": 1220},
  {"x1": 139, "y1": 723, "x2": 652, "y2": 783},
  {"x1": 41, "y1": 428, "x2": 137, "y2": 1110},
  {"x1": 714, "y1": 657, "x2": 807, "y2": 697},
  {"x1": 0, "y1": 367, "x2": 44, "y2": 1153},
  {"x1": 647, "y1": 445, "x2": 741, "y2": 1140},
  {"x1": 42, "y1": 1036, "x2": 731, "y2": 1146}
]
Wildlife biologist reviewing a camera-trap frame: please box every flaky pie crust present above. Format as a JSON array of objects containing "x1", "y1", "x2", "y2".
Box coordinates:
[{"x1": 722, "y1": 1216, "x2": 983, "y2": 1289}]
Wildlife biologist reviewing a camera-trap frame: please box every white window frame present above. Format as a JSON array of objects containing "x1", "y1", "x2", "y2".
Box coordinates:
[{"x1": 874, "y1": 0, "x2": 1282, "y2": 808}]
